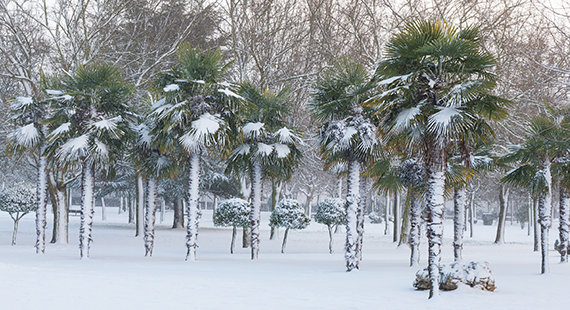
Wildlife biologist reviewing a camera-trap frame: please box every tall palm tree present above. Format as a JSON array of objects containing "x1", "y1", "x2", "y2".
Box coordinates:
[
  {"x1": 45, "y1": 63, "x2": 132, "y2": 258},
  {"x1": 371, "y1": 21, "x2": 507, "y2": 297},
  {"x1": 502, "y1": 107, "x2": 569, "y2": 270},
  {"x1": 151, "y1": 44, "x2": 242, "y2": 261},
  {"x1": 227, "y1": 83, "x2": 302, "y2": 260},
  {"x1": 311, "y1": 58, "x2": 379, "y2": 271},
  {"x1": 6, "y1": 96, "x2": 50, "y2": 254}
]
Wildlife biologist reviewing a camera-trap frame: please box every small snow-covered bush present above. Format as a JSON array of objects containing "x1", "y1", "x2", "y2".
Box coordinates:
[
  {"x1": 314, "y1": 198, "x2": 345, "y2": 253},
  {"x1": 214, "y1": 198, "x2": 250, "y2": 254},
  {"x1": 413, "y1": 262, "x2": 495, "y2": 292},
  {"x1": 367, "y1": 211, "x2": 383, "y2": 224},
  {"x1": 270, "y1": 199, "x2": 310, "y2": 253},
  {"x1": 0, "y1": 183, "x2": 37, "y2": 245}
]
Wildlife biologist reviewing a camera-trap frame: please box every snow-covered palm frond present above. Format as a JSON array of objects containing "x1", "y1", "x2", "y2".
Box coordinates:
[
  {"x1": 47, "y1": 122, "x2": 72, "y2": 141},
  {"x1": 243, "y1": 122, "x2": 265, "y2": 140},
  {"x1": 376, "y1": 73, "x2": 413, "y2": 86},
  {"x1": 274, "y1": 127, "x2": 302, "y2": 144},
  {"x1": 90, "y1": 116, "x2": 124, "y2": 139},
  {"x1": 393, "y1": 106, "x2": 421, "y2": 132},
  {"x1": 218, "y1": 88, "x2": 245, "y2": 100},
  {"x1": 443, "y1": 80, "x2": 485, "y2": 107},
  {"x1": 11, "y1": 96, "x2": 34, "y2": 110},
  {"x1": 92, "y1": 138, "x2": 109, "y2": 161},
  {"x1": 8, "y1": 123, "x2": 41, "y2": 150},
  {"x1": 179, "y1": 113, "x2": 223, "y2": 152},
  {"x1": 427, "y1": 106, "x2": 473, "y2": 139},
  {"x1": 134, "y1": 123, "x2": 152, "y2": 149},
  {"x1": 57, "y1": 134, "x2": 90, "y2": 162}
]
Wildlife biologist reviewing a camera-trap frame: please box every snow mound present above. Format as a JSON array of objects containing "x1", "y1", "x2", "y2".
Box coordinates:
[{"x1": 413, "y1": 262, "x2": 495, "y2": 292}]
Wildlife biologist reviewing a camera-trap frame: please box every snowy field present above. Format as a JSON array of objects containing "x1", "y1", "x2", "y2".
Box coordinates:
[{"x1": 1, "y1": 208, "x2": 568, "y2": 310}]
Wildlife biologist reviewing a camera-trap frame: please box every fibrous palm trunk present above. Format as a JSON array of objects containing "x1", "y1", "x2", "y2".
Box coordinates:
[
  {"x1": 425, "y1": 148, "x2": 446, "y2": 299},
  {"x1": 328, "y1": 225, "x2": 334, "y2": 254},
  {"x1": 144, "y1": 177, "x2": 158, "y2": 256},
  {"x1": 408, "y1": 189, "x2": 421, "y2": 267},
  {"x1": 538, "y1": 159, "x2": 552, "y2": 274},
  {"x1": 55, "y1": 184, "x2": 68, "y2": 244},
  {"x1": 186, "y1": 151, "x2": 201, "y2": 261},
  {"x1": 35, "y1": 153, "x2": 49, "y2": 254},
  {"x1": 79, "y1": 160, "x2": 95, "y2": 258},
  {"x1": 399, "y1": 191, "x2": 411, "y2": 247},
  {"x1": 453, "y1": 187, "x2": 466, "y2": 261},
  {"x1": 559, "y1": 187, "x2": 570, "y2": 263},
  {"x1": 356, "y1": 177, "x2": 366, "y2": 262},
  {"x1": 250, "y1": 160, "x2": 263, "y2": 260},
  {"x1": 345, "y1": 159, "x2": 360, "y2": 271}
]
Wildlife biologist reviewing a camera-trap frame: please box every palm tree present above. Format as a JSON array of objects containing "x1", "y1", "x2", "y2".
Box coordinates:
[
  {"x1": 371, "y1": 21, "x2": 507, "y2": 297},
  {"x1": 45, "y1": 63, "x2": 132, "y2": 258},
  {"x1": 6, "y1": 96, "x2": 50, "y2": 254},
  {"x1": 502, "y1": 107, "x2": 569, "y2": 271},
  {"x1": 151, "y1": 44, "x2": 242, "y2": 261},
  {"x1": 227, "y1": 83, "x2": 302, "y2": 260},
  {"x1": 311, "y1": 58, "x2": 379, "y2": 271}
]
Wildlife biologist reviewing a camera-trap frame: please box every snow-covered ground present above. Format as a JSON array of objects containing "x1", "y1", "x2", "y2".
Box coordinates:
[{"x1": 1, "y1": 208, "x2": 568, "y2": 310}]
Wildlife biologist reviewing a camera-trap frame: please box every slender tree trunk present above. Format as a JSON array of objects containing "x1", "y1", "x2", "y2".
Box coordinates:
[
  {"x1": 79, "y1": 160, "x2": 95, "y2": 259},
  {"x1": 328, "y1": 225, "x2": 334, "y2": 254},
  {"x1": 231, "y1": 226, "x2": 237, "y2": 254},
  {"x1": 393, "y1": 192, "x2": 400, "y2": 243},
  {"x1": 48, "y1": 185, "x2": 58, "y2": 244},
  {"x1": 469, "y1": 190, "x2": 475, "y2": 238},
  {"x1": 528, "y1": 194, "x2": 532, "y2": 236},
  {"x1": 135, "y1": 173, "x2": 144, "y2": 237},
  {"x1": 384, "y1": 194, "x2": 390, "y2": 235},
  {"x1": 12, "y1": 218, "x2": 19, "y2": 245},
  {"x1": 101, "y1": 197, "x2": 106, "y2": 221},
  {"x1": 186, "y1": 152, "x2": 201, "y2": 261},
  {"x1": 250, "y1": 160, "x2": 263, "y2": 260},
  {"x1": 538, "y1": 159, "x2": 552, "y2": 274},
  {"x1": 269, "y1": 180, "x2": 282, "y2": 240},
  {"x1": 533, "y1": 197, "x2": 539, "y2": 252},
  {"x1": 494, "y1": 185, "x2": 509, "y2": 244},
  {"x1": 160, "y1": 198, "x2": 165, "y2": 223},
  {"x1": 338, "y1": 177, "x2": 343, "y2": 198},
  {"x1": 243, "y1": 227, "x2": 251, "y2": 248},
  {"x1": 345, "y1": 159, "x2": 360, "y2": 271},
  {"x1": 144, "y1": 177, "x2": 158, "y2": 256},
  {"x1": 128, "y1": 193, "x2": 134, "y2": 224},
  {"x1": 399, "y1": 190, "x2": 411, "y2": 247},
  {"x1": 453, "y1": 187, "x2": 466, "y2": 261},
  {"x1": 559, "y1": 187, "x2": 570, "y2": 263},
  {"x1": 281, "y1": 227, "x2": 290, "y2": 253},
  {"x1": 35, "y1": 153, "x2": 49, "y2": 254},
  {"x1": 425, "y1": 147, "x2": 446, "y2": 299},
  {"x1": 409, "y1": 188, "x2": 421, "y2": 267},
  {"x1": 172, "y1": 199, "x2": 184, "y2": 228}
]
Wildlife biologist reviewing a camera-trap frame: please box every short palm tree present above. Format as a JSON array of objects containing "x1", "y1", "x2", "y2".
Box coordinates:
[
  {"x1": 6, "y1": 95, "x2": 50, "y2": 254},
  {"x1": 370, "y1": 21, "x2": 507, "y2": 297},
  {"x1": 45, "y1": 63, "x2": 132, "y2": 258},
  {"x1": 151, "y1": 44, "x2": 242, "y2": 261},
  {"x1": 311, "y1": 58, "x2": 379, "y2": 271},
  {"x1": 502, "y1": 107, "x2": 569, "y2": 270},
  {"x1": 227, "y1": 83, "x2": 302, "y2": 260}
]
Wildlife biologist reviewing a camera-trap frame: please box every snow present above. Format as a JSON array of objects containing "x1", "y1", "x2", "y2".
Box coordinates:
[
  {"x1": 273, "y1": 143, "x2": 290, "y2": 158},
  {"x1": 49, "y1": 122, "x2": 71, "y2": 138},
  {"x1": 12, "y1": 96, "x2": 33, "y2": 108},
  {"x1": 45, "y1": 89, "x2": 64, "y2": 95},
  {"x1": 243, "y1": 122, "x2": 264, "y2": 138},
  {"x1": 377, "y1": 73, "x2": 412, "y2": 86},
  {"x1": 163, "y1": 84, "x2": 180, "y2": 92},
  {"x1": 233, "y1": 144, "x2": 251, "y2": 156},
  {"x1": 274, "y1": 127, "x2": 299, "y2": 144},
  {"x1": 218, "y1": 88, "x2": 245, "y2": 100},
  {"x1": 92, "y1": 116, "x2": 122, "y2": 137},
  {"x1": 0, "y1": 208, "x2": 569, "y2": 309},
  {"x1": 256, "y1": 142, "x2": 273, "y2": 157}
]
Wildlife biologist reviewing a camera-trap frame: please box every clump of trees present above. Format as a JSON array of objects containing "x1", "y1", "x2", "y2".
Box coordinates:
[
  {"x1": 314, "y1": 198, "x2": 345, "y2": 254},
  {"x1": 214, "y1": 198, "x2": 250, "y2": 254},
  {"x1": 269, "y1": 199, "x2": 310, "y2": 253},
  {"x1": 0, "y1": 183, "x2": 37, "y2": 245}
]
